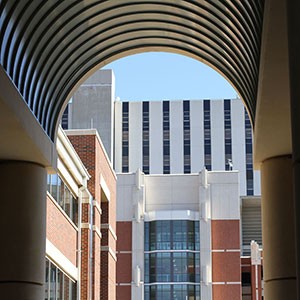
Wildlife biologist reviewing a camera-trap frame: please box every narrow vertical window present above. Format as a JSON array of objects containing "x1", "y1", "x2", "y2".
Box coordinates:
[
  {"x1": 203, "y1": 100, "x2": 211, "y2": 170},
  {"x1": 143, "y1": 101, "x2": 150, "y2": 174},
  {"x1": 122, "y1": 102, "x2": 129, "y2": 172},
  {"x1": 183, "y1": 100, "x2": 191, "y2": 173},
  {"x1": 61, "y1": 104, "x2": 69, "y2": 129},
  {"x1": 163, "y1": 101, "x2": 170, "y2": 174},
  {"x1": 245, "y1": 109, "x2": 254, "y2": 195},
  {"x1": 224, "y1": 99, "x2": 232, "y2": 170}
]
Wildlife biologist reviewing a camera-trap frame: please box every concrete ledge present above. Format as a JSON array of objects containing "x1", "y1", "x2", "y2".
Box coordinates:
[{"x1": 0, "y1": 66, "x2": 56, "y2": 170}]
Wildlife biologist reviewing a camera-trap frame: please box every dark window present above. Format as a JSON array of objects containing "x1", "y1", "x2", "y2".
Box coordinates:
[
  {"x1": 143, "y1": 101, "x2": 150, "y2": 174},
  {"x1": 183, "y1": 101, "x2": 191, "y2": 173},
  {"x1": 224, "y1": 99, "x2": 232, "y2": 170},
  {"x1": 203, "y1": 100, "x2": 211, "y2": 170},
  {"x1": 242, "y1": 272, "x2": 251, "y2": 286},
  {"x1": 245, "y1": 108, "x2": 254, "y2": 195},
  {"x1": 122, "y1": 102, "x2": 129, "y2": 172},
  {"x1": 163, "y1": 101, "x2": 170, "y2": 174},
  {"x1": 61, "y1": 105, "x2": 69, "y2": 130}
]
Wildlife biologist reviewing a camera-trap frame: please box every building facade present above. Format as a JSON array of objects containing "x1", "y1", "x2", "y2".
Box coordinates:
[
  {"x1": 65, "y1": 70, "x2": 116, "y2": 162},
  {"x1": 45, "y1": 127, "x2": 117, "y2": 300},
  {"x1": 114, "y1": 98, "x2": 261, "y2": 197},
  {"x1": 65, "y1": 69, "x2": 263, "y2": 300},
  {"x1": 116, "y1": 170, "x2": 241, "y2": 300}
]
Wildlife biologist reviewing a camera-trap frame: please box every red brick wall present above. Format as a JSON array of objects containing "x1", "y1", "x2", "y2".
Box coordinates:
[
  {"x1": 116, "y1": 222, "x2": 132, "y2": 300},
  {"x1": 46, "y1": 194, "x2": 77, "y2": 265},
  {"x1": 211, "y1": 219, "x2": 241, "y2": 300},
  {"x1": 68, "y1": 132, "x2": 117, "y2": 300}
]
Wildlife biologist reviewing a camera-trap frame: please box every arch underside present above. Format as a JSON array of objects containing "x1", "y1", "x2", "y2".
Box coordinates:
[{"x1": 0, "y1": 0, "x2": 264, "y2": 140}]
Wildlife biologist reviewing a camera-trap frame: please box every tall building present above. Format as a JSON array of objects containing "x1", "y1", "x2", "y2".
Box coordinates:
[
  {"x1": 114, "y1": 98, "x2": 261, "y2": 197},
  {"x1": 66, "y1": 70, "x2": 116, "y2": 162},
  {"x1": 65, "y1": 69, "x2": 263, "y2": 300}
]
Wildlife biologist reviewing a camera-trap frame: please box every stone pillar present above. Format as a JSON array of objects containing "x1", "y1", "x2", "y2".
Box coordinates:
[
  {"x1": 261, "y1": 156, "x2": 297, "y2": 299},
  {"x1": 0, "y1": 161, "x2": 47, "y2": 299},
  {"x1": 287, "y1": 2, "x2": 300, "y2": 298}
]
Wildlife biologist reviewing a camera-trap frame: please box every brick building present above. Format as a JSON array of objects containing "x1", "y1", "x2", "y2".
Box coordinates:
[{"x1": 45, "y1": 127, "x2": 117, "y2": 300}]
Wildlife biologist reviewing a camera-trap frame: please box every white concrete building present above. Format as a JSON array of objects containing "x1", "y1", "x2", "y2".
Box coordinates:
[{"x1": 114, "y1": 98, "x2": 261, "y2": 197}]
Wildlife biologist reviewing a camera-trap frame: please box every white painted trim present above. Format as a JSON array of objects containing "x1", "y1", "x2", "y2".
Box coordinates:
[
  {"x1": 57, "y1": 127, "x2": 90, "y2": 184},
  {"x1": 93, "y1": 225, "x2": 102, "y2": 238},
  {"x1": 145, "y1": 210, "x2": 200, "y2": 221},
  {"x1": 93, "y1": 200, "x2": 102, "y2": 214},
  {"x1": 81, "y1": 223, "x2": 92, "y2": 229},
  {"x1": 100, "y1": 175, "x2": 111, "y2": 202},
  {"x1": 57, "y1": 158, "x2": 78, "y2": 197},
  {"x1": 117, "y1": 251, "x2": 132, "y2": 254},
  {"x1": 46, "y1": 239, "x2": 78, "y2": 281}
]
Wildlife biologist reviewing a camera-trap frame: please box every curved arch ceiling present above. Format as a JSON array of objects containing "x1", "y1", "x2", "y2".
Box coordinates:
[{"x1": 0, "y1": 0, "x2": 264, "y2": 140}]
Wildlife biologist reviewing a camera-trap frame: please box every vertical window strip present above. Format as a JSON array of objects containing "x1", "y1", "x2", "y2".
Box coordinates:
[
  {"x1": 122, "y1": 102, "x2": 129, "y2": 172},
  {"x1": 144, "y1": 220, "x2": 200, "y2": 299},
  {"x1": 61, "y1": 104, "x2": 69, "y2": 130},
  {"x1": 163, "y1": 101, "x2": 170, "y2": 174},
  {"x1": 224, "y1": 99, "x2": 232, "y2": 170},
  {"x1": 245, "y1": 108, "x2": 254, "y2": 195},
  {"x1": 143, "y1": 101, "x2": 150, "y2": 174},
  {"x1": 183, "y1": 100, "x2": 191, "y2": 173},
  {"x1": 203, "y1": 100, "x2": 211, "y2": 171}
]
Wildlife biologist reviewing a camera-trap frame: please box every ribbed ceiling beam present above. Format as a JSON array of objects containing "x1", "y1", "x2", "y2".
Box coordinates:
[{"x1": 0, "y1": 0, "x2": 264, "y2": 140}]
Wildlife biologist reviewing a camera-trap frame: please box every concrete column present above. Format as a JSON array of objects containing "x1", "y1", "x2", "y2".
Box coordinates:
[
  {"x1": 287, "y1": 2, "x2": 300, "y2": 299},
  {"x1": 261, "y1": 156, "x2": 297, "y2": 299},
  {"x1": 0, "y1": 161, "x2": 47, "y2": 299}
]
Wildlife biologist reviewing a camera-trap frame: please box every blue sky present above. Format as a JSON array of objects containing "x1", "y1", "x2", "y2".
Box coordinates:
[{"x1": 102, "y1": 52, "x2": 237, "y2": 101}]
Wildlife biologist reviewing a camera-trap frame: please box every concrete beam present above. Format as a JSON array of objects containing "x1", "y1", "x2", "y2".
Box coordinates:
[{"x1": 0, "y1": 66, "x2": 56, "y2": 171}]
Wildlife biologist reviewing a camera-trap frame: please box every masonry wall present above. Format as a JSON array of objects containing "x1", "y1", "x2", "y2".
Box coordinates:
[
  {"x1": 67, "y1": 130, "x2": 117, "y2": 300},
  {"x1": 46, "y1": 194, "x2": 77, "y2": 266},
  {"x1": 211, "y1": 220, "x2": 241, "y2": 300},
  {"x1": 116, "y1": 221, "x2": 132, "y2": 300}
]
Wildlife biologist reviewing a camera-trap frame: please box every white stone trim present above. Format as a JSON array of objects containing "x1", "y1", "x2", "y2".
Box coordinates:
[
  {"x1": 101, "y1": 246, "x2": 117, "y2": 261},
  {"x1": 93, "y1": 200, "x2": 102, "y2": 214},
  {"x1": 100, "y1": 175, "x2": 111, "y2": 202},
  {"x1": 93, "y1": 225, "x2": 102, "y2": 238},
  {"x1": 46, "y1": 239, "x2": 78, "y2": 281},
  {"x1": 145, "y1": 210, "x2": 200, "y2": 221},
  {"x1": 81, "y1": 223, "x2": 92, "y2": 230}
]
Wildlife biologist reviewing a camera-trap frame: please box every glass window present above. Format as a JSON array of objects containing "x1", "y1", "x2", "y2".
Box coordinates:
[
  {"x1": 45, "y1": 259, "x2": 77, "y2": 300},
  {"x1": 144, "y1": 219, "x2": 201, "y2": 299},
  {"x1": 47, "y1": 174, "x2": 78, "y2": 225}
]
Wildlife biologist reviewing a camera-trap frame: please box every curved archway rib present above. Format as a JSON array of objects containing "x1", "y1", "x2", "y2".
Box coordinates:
[{"x1": 0, "y1": 0, "x2": 264, "y2": 141}]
